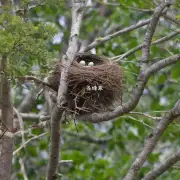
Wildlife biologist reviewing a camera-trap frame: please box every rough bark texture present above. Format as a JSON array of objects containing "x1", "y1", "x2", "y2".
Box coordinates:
[
  {"x1": 46, "y1": 1, "x2": 86, "y2": 179},
  {"x1": 0, "y1": 56, "x2": 14, "y2": 180}
]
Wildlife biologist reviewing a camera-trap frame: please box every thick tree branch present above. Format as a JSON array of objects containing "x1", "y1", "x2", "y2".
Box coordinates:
[
  {"x1": 123, "y1": 100, "x2": 180, "y2": 180},
  {"x1": 84, "y1": 18, "x2": 151, "y2": 51},
  {"x1": 0, "y1": 55, "x2": 14, "y2": 180},
  {"x1": 46, "y1": 1, "x2": 86, "y2": 180},
  {"x1": 141, "y1": 0, "x2": 173, "y2": 70},
  {"x1": 78, "y1": 54, "x2": 180, "y2": 123},
  {"x1": 142, "y1": 149, "x2": 180, "y2": 180}
]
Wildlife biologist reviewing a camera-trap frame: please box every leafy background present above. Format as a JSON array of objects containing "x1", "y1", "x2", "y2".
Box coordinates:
[{"x1": 1, "y1": 0, "x2": 180, "y2": 179}]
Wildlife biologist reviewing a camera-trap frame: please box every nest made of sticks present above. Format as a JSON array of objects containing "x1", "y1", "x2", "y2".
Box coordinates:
[{"x1": 47, "y1": 53, "x2": 124, "y2": 115}]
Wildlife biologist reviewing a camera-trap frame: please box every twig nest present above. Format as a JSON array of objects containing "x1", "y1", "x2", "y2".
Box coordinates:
[{"x1": 47, "y1": 53, "x2": 124, "y2": 115}]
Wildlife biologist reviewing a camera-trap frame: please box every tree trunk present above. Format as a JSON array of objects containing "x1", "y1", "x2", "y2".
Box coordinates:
[{"x1": 0, "y1": 56, "x2": 14, "y2": 180}]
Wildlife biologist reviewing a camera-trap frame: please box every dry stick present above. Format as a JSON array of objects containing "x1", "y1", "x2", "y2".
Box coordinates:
[
  {"x1": 112, "y1": 29, "x2": 180, "y2": 61},
  {"x1": 84, "y1": 18, "x2": 152, "y2": 51},
  {"x1": 46, "y1": 1, "x2": 86, "y2": 180},
  {"x1": 141, "y1": 1, "x2": 172, "y2": 70},
  {"x1": 123, "y1": 100, "x2": 180, "y2": 180},
  {"x1": 142, "y1": 149, "x2": 180, "y2": 180},
  {"x1": 79, "y1": 54, "x2": 180, "y2": 123}
]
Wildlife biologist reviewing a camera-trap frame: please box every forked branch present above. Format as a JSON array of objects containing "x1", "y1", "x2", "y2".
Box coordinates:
[{"x1": 46, "y1": 1, "x2": 86, "y2": 180}]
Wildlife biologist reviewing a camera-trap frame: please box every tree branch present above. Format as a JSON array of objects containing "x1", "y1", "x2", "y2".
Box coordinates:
[
  {"x1": 13, "y1": 132, "x2": 47, "y2": 156},
  {"x1": 141, "y1": 0, "x2": 173, "y2": 70},
  {"x1": 163, "y1": 13, "x2": 180, "y2": 26},
  {"x1": 84, "y1": 18, "x2": 152, "y2": 51},
  {"x1": 123, "y1": 100, "x2": 180, "y2": 180},
  {"x1": 78, "y1": 54, "x2": 180, "y2": 123},
  {"x1": 63, "y1": 130, "x2": 111, "y2": 145},
  {"x1": 46, "y1": 1, "x2": 86, "y2": 180},
  {"x1": 142, "y1": 149, "x2": 180, "y2": 180},
  {"x1": 19, "y1": 158, "x2": 28, "y2": 180},
  {"x1": 18, "y1": 113, "x2": 50, "y2": 121},
  {"x1": 112, "y1": 29, "x2": 180, "y2": 61},
  {"x1": 18, "y1": 88, "x2": 38, "y2": 113},
  {"x1": 16, "y1": 76, "x2": 55, "y2": 90}
]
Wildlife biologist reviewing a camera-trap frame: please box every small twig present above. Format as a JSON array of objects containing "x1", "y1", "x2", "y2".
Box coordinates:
[
  {"x1": 19, "y1": 158, "x2": 28, "y2": 180},
  {"x1": 13, "y1": 108, "x2": 25, "y2": 144},
  {"x1": 129, "y1": 112, "x2": 161, "y2": 120},
  {"x1": 16, "y1": 76, "x2": 55, "y2": 90},
  {"x1": 163, "y1": 13, "x2": 180, "y2": 26},
  {"x1": 1, "y1": 110, "x2": 50, "y2": 122},
  {"x1": 172, "y1": 165, "x2": 180, "y2": 170},
  {"x1": 122, "y1": 116, "x2": 153, "y2": 129},
  {"x1": 18, "y1": 89, "x2": 38, "y2": 113},
  {"x1": 63, "y1": 130, "x2": 111, "y2": 144},
  {"x1": 36, "y1": 88, "x2": 44, "y2": 100},
  {"x1": 13, "y1": 132, "x2": 47, "y2": 156},
  {"x1": 20, "y1": 113, "x2": 50, "y2": 121},
  {"x1": 59, "y1": 160, "x2": 73, "y2": 165}
]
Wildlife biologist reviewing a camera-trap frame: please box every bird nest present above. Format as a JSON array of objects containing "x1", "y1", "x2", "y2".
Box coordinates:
[{"x1": 47, "y1": 53, "x2": 124, "y2": 115}]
